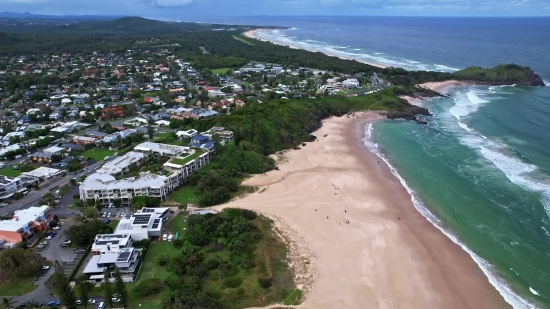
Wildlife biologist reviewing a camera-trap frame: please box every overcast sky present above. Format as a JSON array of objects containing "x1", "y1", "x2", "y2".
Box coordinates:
[{"x1": 1, "y1": 0, "x2": 549, "y2": 17}]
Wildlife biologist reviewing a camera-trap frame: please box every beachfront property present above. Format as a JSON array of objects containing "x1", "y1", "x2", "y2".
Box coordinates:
[
  {"x1": 96, "y1": 151, "x2": 147, "y2": 177},
  {"x1": 79, "y1": 173, "x2": 171, "y2": 206},
  {"x1": 83, "y1": 245, "x2": 139, "y2": 283},
  {"x1": 133, "y1": 141, "x2": 189, "y2": 157},
  {"x1": 0, "y1": 205, "x2": 53, "y2": 245},
  {"x1": 80, "y1": 142, "x2": 210, "y2": 205},
  {"x1": 343, "y1": 78, "x2": 360, "y2": 89}
]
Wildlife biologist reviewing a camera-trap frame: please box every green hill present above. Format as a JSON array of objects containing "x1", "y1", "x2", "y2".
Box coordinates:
[{"x1": 454, "y1": 64, "x2": 545, "y2": 86}]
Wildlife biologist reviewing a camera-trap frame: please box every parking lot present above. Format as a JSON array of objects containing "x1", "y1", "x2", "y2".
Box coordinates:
[{"x1": 35, "y1": 220, "x2": 85, "y2": 275}]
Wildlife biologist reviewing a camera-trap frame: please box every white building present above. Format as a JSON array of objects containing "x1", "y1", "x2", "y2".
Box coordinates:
[
  {"x1": 19, "y1": 167, "x2": 62, "y2": 182},
  {"x1": 343, "y1": 78, "x2": 360, "y2": 89},
  {"x1": 0, "y1": 176, "x2": 23, "y2": 200},
  {"x1": 82, "y1": 247, "x2": 139, "y2": 283},
  {"x1": 176, "y1": 129, "x2": 198, "y2": 139},
  {"x1": 43, "y1": 146, "x2": 64, "y2": 155},
  {"x1": 134, "y1": 142, "x2": 189, "y2": 157},
  {"x1": 114, "y1": 212, "x2": 163, "y2": 241},
  {"x1": 0, "y1": 205, "x2": 53, "y2": 244},
  {"x1": 79, "y1": 172, "x2": 173, "y2": 207},
  {"x1": 96, "y1": 151, "x2": 146, "y2": 176},
  {"x1": 91, "y1": 234, "x2": 134, "y2": 255}
]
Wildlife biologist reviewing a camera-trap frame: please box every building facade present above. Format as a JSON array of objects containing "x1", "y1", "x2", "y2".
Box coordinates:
[{"x1": 0, "y1": 205, "x2": 53, "y2": 244}]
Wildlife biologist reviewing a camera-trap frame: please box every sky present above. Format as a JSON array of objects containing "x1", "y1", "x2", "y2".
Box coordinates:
[{"x1": 0, "y1": 0, "x2": 549, "y2": 17}]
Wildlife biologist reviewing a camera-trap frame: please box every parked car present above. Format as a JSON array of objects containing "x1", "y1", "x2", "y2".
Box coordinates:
[
  {"x1": 45, "y1": 236, "x2": 53, "y2": 240},
  {"x1": 0, "y1": 163, "x2": 5, "y2": 168},
  {"x1": 102, "y1": 212, "x2": 107, "y2": 218},
  {"x1": 52, "y1": 226, "x2": 61, "y2": 230},
  {"x1": 40, "y1": 241, "x2": 48, "y2": 245},
  {"x1": 12, "y1": 165, "x2": 19, "y2": 170},
  {"x1": 42, "y1": 265, "x2": 50, "y2": 270},
  {"x1": 107, "y1": 213, "x2": 112, "y2": 218},
  {"x1": 37, "y1": 244, "x2": 46, "y2": 249},
  {"x1": 88, "y1": 299, "x2": 96, "y2": 304},
  {"x1": 75, "y1": 299, "x2": 81, "y2": 305},
  {"x1": 47, "y1": 300, "x2": 60, "y2": 306},
  {"x1": 168, "y1": 235, "x2": 173, "y2": 242},
  {"x1": 162, "y1": 234, "x2": 167, "y2": 241},
  {"x1": 108, "y1": 203, "x2": 114, "y2": 208}
]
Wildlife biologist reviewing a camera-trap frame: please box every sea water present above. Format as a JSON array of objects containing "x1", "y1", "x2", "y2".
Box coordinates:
[{"x1": 181, "y1": 16, "x2": 550, "y2": 308}]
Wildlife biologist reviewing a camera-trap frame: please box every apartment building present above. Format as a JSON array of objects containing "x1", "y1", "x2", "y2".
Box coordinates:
[
  {"x1": 133, "y1": 142, "x2": 189, "y2": 157},
  {"x1": 96, "y1": 151, "x2": 147, "y2": 176},
  {"x1": 0, "y1": 205, "x2": 52, "y2": 244},
  {"x1": 0, "y1": 175, "x2": 22, "y2": 200},
  {"x1": 79, "y1": 173, "x2": 170, "y2": 206}
]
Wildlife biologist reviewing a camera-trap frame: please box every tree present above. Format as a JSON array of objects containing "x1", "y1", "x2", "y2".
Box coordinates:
[
  {"x1": 51, "y1": 154, "x2": 62, "y2": 163},
  {"x1": 66, "y1": 219, "x2": 113, "y2": 246},
  {"x1": 112, "y1": 199, "x2": 122, "y2": 208},
  {"x1": 103, "y1": 269, "x2": 114, "y2": 309},
  {"x1": 83, "y1": 207, "x2": 98, "y2": 219},
  {"x1": 70, "y1": 178, "x2": 76, "y2": 186},
  {"x1": 76, "y1": 274, "x2": 92, "y2": 308},
  {"x1": 0, "y1": 248, "x2": 44, "y2": 282},
  {"x1": 52, "y1": 261, "x2": 77, "y2": 309},
  {"x1": 147, "y1": 126, "x2": 155, "y2": 139},
  {"x1": 95, "y1": 199, "x2": 103, "y2": 212},
  {"x1": 113, "y1": 267, "x2": 129, "y2": 308},
  {"x1": 1, "y1": 297, "x2": 15, "y2": 309}
]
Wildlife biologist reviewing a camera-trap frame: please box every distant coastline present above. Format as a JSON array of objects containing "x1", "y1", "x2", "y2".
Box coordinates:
[{"x1": 243, "y1": 29, "x2": 387, "y2": 69}]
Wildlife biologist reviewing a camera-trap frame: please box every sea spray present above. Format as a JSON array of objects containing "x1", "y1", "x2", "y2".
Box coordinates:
[{"x1": 362, "y1": 124, "x2": 539, "y2": 309}]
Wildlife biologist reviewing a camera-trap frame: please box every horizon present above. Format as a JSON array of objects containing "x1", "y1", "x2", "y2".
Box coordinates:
[{"x1": 0, "y1": 0, "x2": 549, "y2": 18}]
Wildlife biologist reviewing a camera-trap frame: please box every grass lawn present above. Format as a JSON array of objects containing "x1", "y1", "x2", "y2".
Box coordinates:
[
  {"x1": 0, "y1": 276, "x2": 38, "y2": 296},
  {"x1": 172, "y1": 151, "x2": 203, "y2": 166},
  {"x1": 166, "y1": 213, "x2": 188, "y2": 235},
  {"x1": 212, "y1": 68, "x2": 232, "y2": 75},
  {"x1": 169, "y1": 186, "x2": 200, "y2": 204},
  {"x1": 0, "y1": 167, "x2": 22, "y2": 177},
  {"x1": 233, "y1": 35, "x2": 254, "y2": 45},
  {"x1": 80, "y1": 148, "x2": 116, "y2": 161}
]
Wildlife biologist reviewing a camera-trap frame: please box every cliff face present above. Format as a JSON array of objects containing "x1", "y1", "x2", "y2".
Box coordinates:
[{"x1": 454, "y1": 64, "x2": 545, "y2": 87}]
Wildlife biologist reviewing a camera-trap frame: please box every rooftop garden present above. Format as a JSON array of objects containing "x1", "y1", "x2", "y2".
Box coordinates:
[{"x1": 172, "y1": 151, "x2": 204, "y2": 166}]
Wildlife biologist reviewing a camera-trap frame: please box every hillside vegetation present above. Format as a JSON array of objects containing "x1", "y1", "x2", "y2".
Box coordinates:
[{"x1": 454, "y1": 64, "x2": 545, "y2": 86}]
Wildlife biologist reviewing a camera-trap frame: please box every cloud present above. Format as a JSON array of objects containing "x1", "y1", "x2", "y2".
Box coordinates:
[{"x1": 147, "y1": 0, "x2": 193, "y2": 7}]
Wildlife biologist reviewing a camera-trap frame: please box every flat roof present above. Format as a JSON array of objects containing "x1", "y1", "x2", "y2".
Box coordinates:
[
  {"x1": 80, "y1": 173, "x2": 167, "y2": 191},
  {"x1": 134, "y1": 142, "x2": 189, "y2": 156},
  {"x1": 21, "y1": 167, "x2": 61, "y2": 178},
  {"x1": 96, "y1": 151, "x2": 145, "y2": 175},
  {"x1": 0, "y1": 205, "x2": 49, "y2": 232}
]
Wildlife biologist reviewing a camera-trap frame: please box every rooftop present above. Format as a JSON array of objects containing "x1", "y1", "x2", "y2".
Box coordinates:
[
  {"x1": 20, "y1": 167, "x2": 62, "y2": 178},
  {"x1": 80, "y1": 172, "x2": 167, "y2": 191},
  {"x1": 134, "y1": 142, "x2": 189, "y2": 156},
  {"x1": 96, "y1": 151, "x2": 145, "y2": 175},
  {"x1": 0, "y1": 205, "x2": 50, "y2": 232}
]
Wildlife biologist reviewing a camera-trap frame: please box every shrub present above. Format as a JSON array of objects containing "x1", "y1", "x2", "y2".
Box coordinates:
[
  {"x1": 133, "y1": 278, "x2": 163, "y2": 296},
  {"x1": 259, "y1": 277, "x2": 273, "y2": 289},
  {"x1": 158, "y1": 254, "x2": 168, "y2": 266},
  {"x1": 241, "y1": 209, "x2": 257, "y2": 220},
  {"x1": 223, "y1": 277, "x2": 242, "y2": 288},
  {"x1": 173, "y1": 239, "x2": 183, "y2": 249},
  {"x1": 204, "y1": 258, "x2": 219, "y2": 270}
]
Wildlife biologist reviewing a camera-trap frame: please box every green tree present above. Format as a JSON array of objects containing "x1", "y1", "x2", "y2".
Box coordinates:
[
  {"x1": 113, "y1": 267, "x2": 129, "y2": 308},
  {"x1": 70, "y1": 178, "x2": 76, "y2": 186},
  {"x1": 83, "y1": 207, "x2": 98, "y2": 219},
  {"x1": 147, "y1": 126, "x2": 155, "y2": 139},
  {"x1": 103, "y1": 269, "x2": 114, "y2": 309},
  {"x1": 52, "y1": 261, "x2": 77, "y2": 309},
  {"x1": 51, "y1": 154, "x2": 62, "y2": 163},
  {"x1": 95, "y1": 199, "x2": 103, "y2": 212},
  {"x1": 1, "y1": 297, "x2": 15, "y2": 309},
  {"x1": 112, "y1": 199, "x2": 122, "y2": 208},
  {"x1": 76, "y1": 274, "x2": 92, "y2": 308},
  {"x1": 0, "y1": 248, "x2": 44, "y2": 282},
  {"x1": 66, "y1": 219, "x2": 113, "y2": 246}
]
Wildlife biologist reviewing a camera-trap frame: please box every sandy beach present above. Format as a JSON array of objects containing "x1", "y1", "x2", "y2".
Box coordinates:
[
  {"x1": 417, "y1": 80, "x2": 470, "y2": 93},
  {"x1": 216, "y1": 112, "x2": 510, "y2": 309},
  {"x1": 243, "y1": 29, "x2": 387, "y2": 69}
]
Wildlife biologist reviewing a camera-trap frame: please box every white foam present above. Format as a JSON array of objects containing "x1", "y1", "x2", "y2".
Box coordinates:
[
  {"x1": 542, "y1": 226, "x2": 550, "y2": 238},
  {"x1": 362, "y1": 125, "x2": 538, "y2": 309},
  {"x1": 530, "y1": 288, "x2": 540, "y2": 296},
  {"x1": 435, "y1": 64, "x2": 460, "y2": 71}
]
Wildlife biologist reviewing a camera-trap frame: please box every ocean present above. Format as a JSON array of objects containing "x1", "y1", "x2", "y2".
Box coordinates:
[{"x1": 181, "y1": 16, "x2": 550, "y2": 308}]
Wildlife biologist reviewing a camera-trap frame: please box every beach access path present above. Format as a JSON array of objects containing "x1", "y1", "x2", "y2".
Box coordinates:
[{"x1": 217, "y1": 112, "x2": 510, "y2": 309}]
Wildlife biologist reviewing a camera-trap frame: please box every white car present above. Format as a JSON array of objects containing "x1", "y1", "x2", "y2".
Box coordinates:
[
  {"x1": 42, "y1": 265, "x2": 50, "y2": 270},
  {"x1": 108, "y1": 203, "x2": 114, "y2": 208},
  {"x1": 112, "y1": 298, "x2": 121, "y2": 303},
  {"x1": 45, "y1": 236, "x2": 53, "y2": 240},
  {"x1": 52, "y1": 226, "x2": 61, "y2": 230},
  {"x1": 89, "y1": 299, "x2": 96, "y2": 304}
]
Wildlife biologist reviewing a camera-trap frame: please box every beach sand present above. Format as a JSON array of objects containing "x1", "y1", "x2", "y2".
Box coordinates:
[
  {"x1": 417, "y1": 80, "x2": 470, "y2": 93},
  {"x1": 215, "y1": 112, "x2": 510, "y2": 309},
  {"x1": 243, "y1": 29, "x2": 387, "y2": 69}
]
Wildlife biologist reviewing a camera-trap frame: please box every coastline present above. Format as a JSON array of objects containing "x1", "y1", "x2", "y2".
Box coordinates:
[
  {"x1": 243, "y1": 29, "x2": 387, "y2": 69},
  {"x1": 215, "y1": 112, "x2": 510, "y2": 309}
]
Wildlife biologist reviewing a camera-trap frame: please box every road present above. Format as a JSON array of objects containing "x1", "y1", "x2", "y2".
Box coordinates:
[{"x1": 0, "y1": 155, "x2": 119, "y2": 217}]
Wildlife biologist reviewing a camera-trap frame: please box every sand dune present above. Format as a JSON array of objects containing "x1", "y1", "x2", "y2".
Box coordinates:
[{"x1": 215, "y1": 112, "x2": 509, "y2": 309}]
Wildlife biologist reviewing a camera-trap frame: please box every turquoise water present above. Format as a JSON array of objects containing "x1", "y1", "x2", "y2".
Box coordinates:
[{"x1": 367, "y1": 84, "x2": 550, "y2": 308}]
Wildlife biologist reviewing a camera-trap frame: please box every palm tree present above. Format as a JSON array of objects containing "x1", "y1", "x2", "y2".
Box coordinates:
[{"x1": 1, "y1": 297, "x2": 16, "y2": 309}]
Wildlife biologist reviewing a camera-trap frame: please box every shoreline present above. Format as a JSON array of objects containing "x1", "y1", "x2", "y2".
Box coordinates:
[
  {"x1": 215, "y1": 112, "x2": 509, "y2": 309},
  {"x1": 243, "y1": 29, "x2": 387, "y2": 69}
]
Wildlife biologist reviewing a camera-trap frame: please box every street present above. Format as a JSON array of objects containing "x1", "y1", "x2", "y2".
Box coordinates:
[{"x1": 0, "y1": 154, "x2": 119, "y2": 217}]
